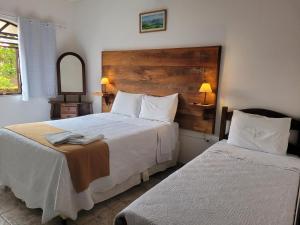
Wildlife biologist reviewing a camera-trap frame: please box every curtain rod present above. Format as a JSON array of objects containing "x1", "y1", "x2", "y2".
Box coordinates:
[{"x1": 0, "y1": 10, "x2": 67, "y2": 29}]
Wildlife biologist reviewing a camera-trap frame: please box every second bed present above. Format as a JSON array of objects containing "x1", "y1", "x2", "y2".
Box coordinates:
[{"x1": 115, "y1": 107, "x2": 300, "y2": 225}]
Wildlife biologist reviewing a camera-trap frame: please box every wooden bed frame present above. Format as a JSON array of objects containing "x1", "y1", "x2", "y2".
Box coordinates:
[{"x1": 102, "y1": 46, "x2": 222, "y2": 134}]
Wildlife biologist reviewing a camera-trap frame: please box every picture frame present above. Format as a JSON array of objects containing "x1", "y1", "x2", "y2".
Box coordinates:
[{"x1": 139, "y1": 9, "x2": 167, "y2": 33}]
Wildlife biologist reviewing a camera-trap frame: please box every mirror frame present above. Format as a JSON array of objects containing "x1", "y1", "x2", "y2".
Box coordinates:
[{"x1": 57, "y1": 52, "x2": 86, "y2": 95}]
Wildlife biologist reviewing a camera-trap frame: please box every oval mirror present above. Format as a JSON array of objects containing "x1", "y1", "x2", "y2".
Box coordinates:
[{"x1": 57, "y1": 52, "x2": 86, "y2": 95}]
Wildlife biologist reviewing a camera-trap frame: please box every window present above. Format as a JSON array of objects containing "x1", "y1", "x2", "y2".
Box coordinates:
[{"x1": 0, "y1": 19, "x2": 21, "y2": 94}]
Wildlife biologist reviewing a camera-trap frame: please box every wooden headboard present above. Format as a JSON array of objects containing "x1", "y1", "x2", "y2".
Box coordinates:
[
  {"x1": 219, "y1": 106, "x2": 300, "y2": 156},
  {"x1": 102, "y1": 46, "x2": 222, "y2": 134}
]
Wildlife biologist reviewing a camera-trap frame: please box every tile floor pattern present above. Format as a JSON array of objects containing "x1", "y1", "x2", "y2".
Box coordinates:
[{"x1": 0, "y1": 167, "x2": 179, "y2": 225}]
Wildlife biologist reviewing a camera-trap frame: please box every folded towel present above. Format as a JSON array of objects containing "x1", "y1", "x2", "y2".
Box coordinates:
[
  {"x1": 67, "y1": 134, "x2": 105, "y2": 145},
  {"x1": 46, "y1": 131, "x2": 83, "y2": 145}
]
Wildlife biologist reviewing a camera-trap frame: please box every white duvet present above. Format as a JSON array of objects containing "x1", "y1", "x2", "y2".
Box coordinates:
[
  {"x1": 0, "y1": 113, "x2": 178, "y2": 223},
  {"x1": 116, "y1": 141, "x2": 300, "y2": 225}
]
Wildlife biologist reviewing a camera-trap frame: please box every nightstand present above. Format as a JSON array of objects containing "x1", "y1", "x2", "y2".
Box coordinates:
[
  {"x1": 189, "y1": 103, "x2": 216, "y2": 120},
  {"x1": 49, "y1": 100, "x2": 93, "y2": 120},
  {"x1": 60, "y1": 103, "x2": 79, "y2": 119},
  {"x1": 93, "y1": 91, "x2": 115, "y2": 113},
  {"x1": 189, "y1": 103, "x2": 215, "y2": 109}
]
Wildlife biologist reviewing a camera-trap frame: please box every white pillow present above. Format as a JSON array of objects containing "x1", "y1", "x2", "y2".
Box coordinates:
[
  {"x1": 227, "y1": 110, "x2": 291, "y2": 155},
  {"x1": 139, "y1": 93, "x2": 178, "y2": 123},
  {"x1": 111, "y1": 91, "x2": 143, "y2": 117}
]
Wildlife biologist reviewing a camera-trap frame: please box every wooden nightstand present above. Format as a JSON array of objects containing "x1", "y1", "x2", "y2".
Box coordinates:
[
  {"x1": 60, "y1": 103, "x2": 79, "y2": 119},
  {"x1": 189, "y1": 103, "x2": 216, "y2": 120},
  {"x1": 93, "y1": 91, "x2": 115, "y2": 113},
  {"x1": 49, "y1": 100, "x2": 93, "y2": 120}
]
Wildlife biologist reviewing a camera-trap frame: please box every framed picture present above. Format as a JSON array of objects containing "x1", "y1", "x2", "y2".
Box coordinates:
[{"x1": 139, "y1": 9, "x2": 167, "y2": 33}]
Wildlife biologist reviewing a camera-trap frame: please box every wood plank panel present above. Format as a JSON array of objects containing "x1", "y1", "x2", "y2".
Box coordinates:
[
  {"x1": 102, "y1": 46, "x2": 221, "y2": 134},
  {"x1": 102, "y1": 47, "x2": 219, "y2": 67}
]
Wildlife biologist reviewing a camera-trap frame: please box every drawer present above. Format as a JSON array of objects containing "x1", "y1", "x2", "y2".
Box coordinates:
[
  {"x1": 61, "y1": 106, "x2": 78, "y2": 114},
  {"x1": 61, "y1": 113, "x2": 77, "y2": 119}
]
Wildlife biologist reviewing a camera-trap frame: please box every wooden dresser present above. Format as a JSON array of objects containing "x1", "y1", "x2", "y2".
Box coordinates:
[{"x1": 49, "y1": 100, "x2": 93, "y2": 120}]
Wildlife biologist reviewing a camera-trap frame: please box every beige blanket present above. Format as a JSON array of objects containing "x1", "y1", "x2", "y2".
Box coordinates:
[{"x1": 5, "y1": 122, "x2": 109, "y2": 193}]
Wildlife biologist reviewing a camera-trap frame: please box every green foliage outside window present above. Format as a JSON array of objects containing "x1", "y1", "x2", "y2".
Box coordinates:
[{"x1": 0, "y1": 46, "x2": 19, "y2": 93}]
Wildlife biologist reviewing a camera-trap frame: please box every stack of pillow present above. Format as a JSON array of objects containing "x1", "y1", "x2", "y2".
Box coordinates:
[{"x1": 111, "y1": 91, "x2": 179, "y2": 123}]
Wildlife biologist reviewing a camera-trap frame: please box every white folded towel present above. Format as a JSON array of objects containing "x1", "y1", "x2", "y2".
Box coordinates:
[
  {"x1": 46, "y1": 131, "x2": 83, "y2": 145},
  {"x1": 67, "y1": 134, "x2": 105, "y2": 145},
  {"x1": 46, "y1": 131, "x2": 105, "y2": 145}
]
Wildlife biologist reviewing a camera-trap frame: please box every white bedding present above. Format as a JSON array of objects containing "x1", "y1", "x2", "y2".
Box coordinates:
[
  {"x1": 116, "y1": 141, "x2": 300, "y2": 225},
  {"x1": 0, "y1": 113, "x2": 178, "y2": 223}
]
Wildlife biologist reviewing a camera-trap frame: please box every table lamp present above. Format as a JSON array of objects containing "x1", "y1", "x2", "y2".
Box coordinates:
[
  {"x1": 100, "y1": 77, "x2": 109, "y2": 93},
  {"x1": 199, "y1": 82, "x2": 212, "y2": 105}
]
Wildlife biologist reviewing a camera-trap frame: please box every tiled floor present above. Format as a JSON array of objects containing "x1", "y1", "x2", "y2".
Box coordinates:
[{"x1": 0, "y1": 167, "x2": 179, "y2": 225}]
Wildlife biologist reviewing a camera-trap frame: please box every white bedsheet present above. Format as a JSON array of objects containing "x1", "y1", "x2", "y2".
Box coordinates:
[
  {"x1": 116, "y1": 141, "x2": 300, "y2": 225},
  {"x1": 0, "y1": 113, "x2": 178, "y2": 223}
]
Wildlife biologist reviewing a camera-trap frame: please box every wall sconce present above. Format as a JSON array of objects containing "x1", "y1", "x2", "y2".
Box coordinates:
[
  {"x1": 100, "y1": 77, "x2": 110, "y2": 93},
  {"x1": 199, "y1": 82, "x2": 212, "y2": 105}
]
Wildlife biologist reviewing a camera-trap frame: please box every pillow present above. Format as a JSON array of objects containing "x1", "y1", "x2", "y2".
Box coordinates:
[
  {"x1": 227, "y1": 110, "x2": 291, "y2": 155},
  {"x1": 139, "y1": 93, "x2": 178, "y2": 123},
  {"x1": 111, "y1": 91, "x2": 143, "y2": 117}
]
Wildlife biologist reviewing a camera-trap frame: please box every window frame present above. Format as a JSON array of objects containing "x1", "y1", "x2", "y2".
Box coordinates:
[{"x1": 0, "y1": 19, "x2": 21, "y2": 95}]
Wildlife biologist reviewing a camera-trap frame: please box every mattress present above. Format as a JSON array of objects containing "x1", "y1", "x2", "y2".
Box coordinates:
[
  {"x1": 115, "y1": 140, "x2": 300, "y2": 225},
  {"x1": 0, "y1": 113, "x2": 179, "y2": 223}
]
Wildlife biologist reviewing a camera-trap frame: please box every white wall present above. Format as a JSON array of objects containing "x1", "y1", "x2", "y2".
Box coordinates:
[
  {"x1": 0, "y1": 0, "x2": 76, "y2": 127},
  {"x1": 71, "y1": 0, "x2": 300, "y2": 162}
]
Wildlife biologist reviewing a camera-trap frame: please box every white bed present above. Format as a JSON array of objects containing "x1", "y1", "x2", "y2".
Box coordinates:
[
  {"x1": 115, "y1": 107, "x2": 300, "y2": 225},
  {"x1": 115, "y1": 140, "x2": 300, "y2": 225},
  {"x1": 0, "y1": 112, "x2": 179, "y2": 223}
]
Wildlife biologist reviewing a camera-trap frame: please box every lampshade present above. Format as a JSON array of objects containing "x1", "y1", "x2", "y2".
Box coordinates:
[
  {"x1": 100, "y1": 77, "x2": 109, "y2": 85},
  {"x1": 199, "y1": 82, "x2": 212, "y2": 93}
]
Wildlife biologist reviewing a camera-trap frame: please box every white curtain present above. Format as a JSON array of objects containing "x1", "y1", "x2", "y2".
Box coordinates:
[{"x1": 18, "y1": 17, "x2": 57, "y2": 101}]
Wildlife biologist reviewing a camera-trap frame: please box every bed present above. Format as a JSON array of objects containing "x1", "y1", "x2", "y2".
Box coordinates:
[
  {"x1": 115, "y1": 106, "x2": 300, "y2": 225},
  {"x1": 0, "y1": 112, "x2": 179, "y2": 223}
]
